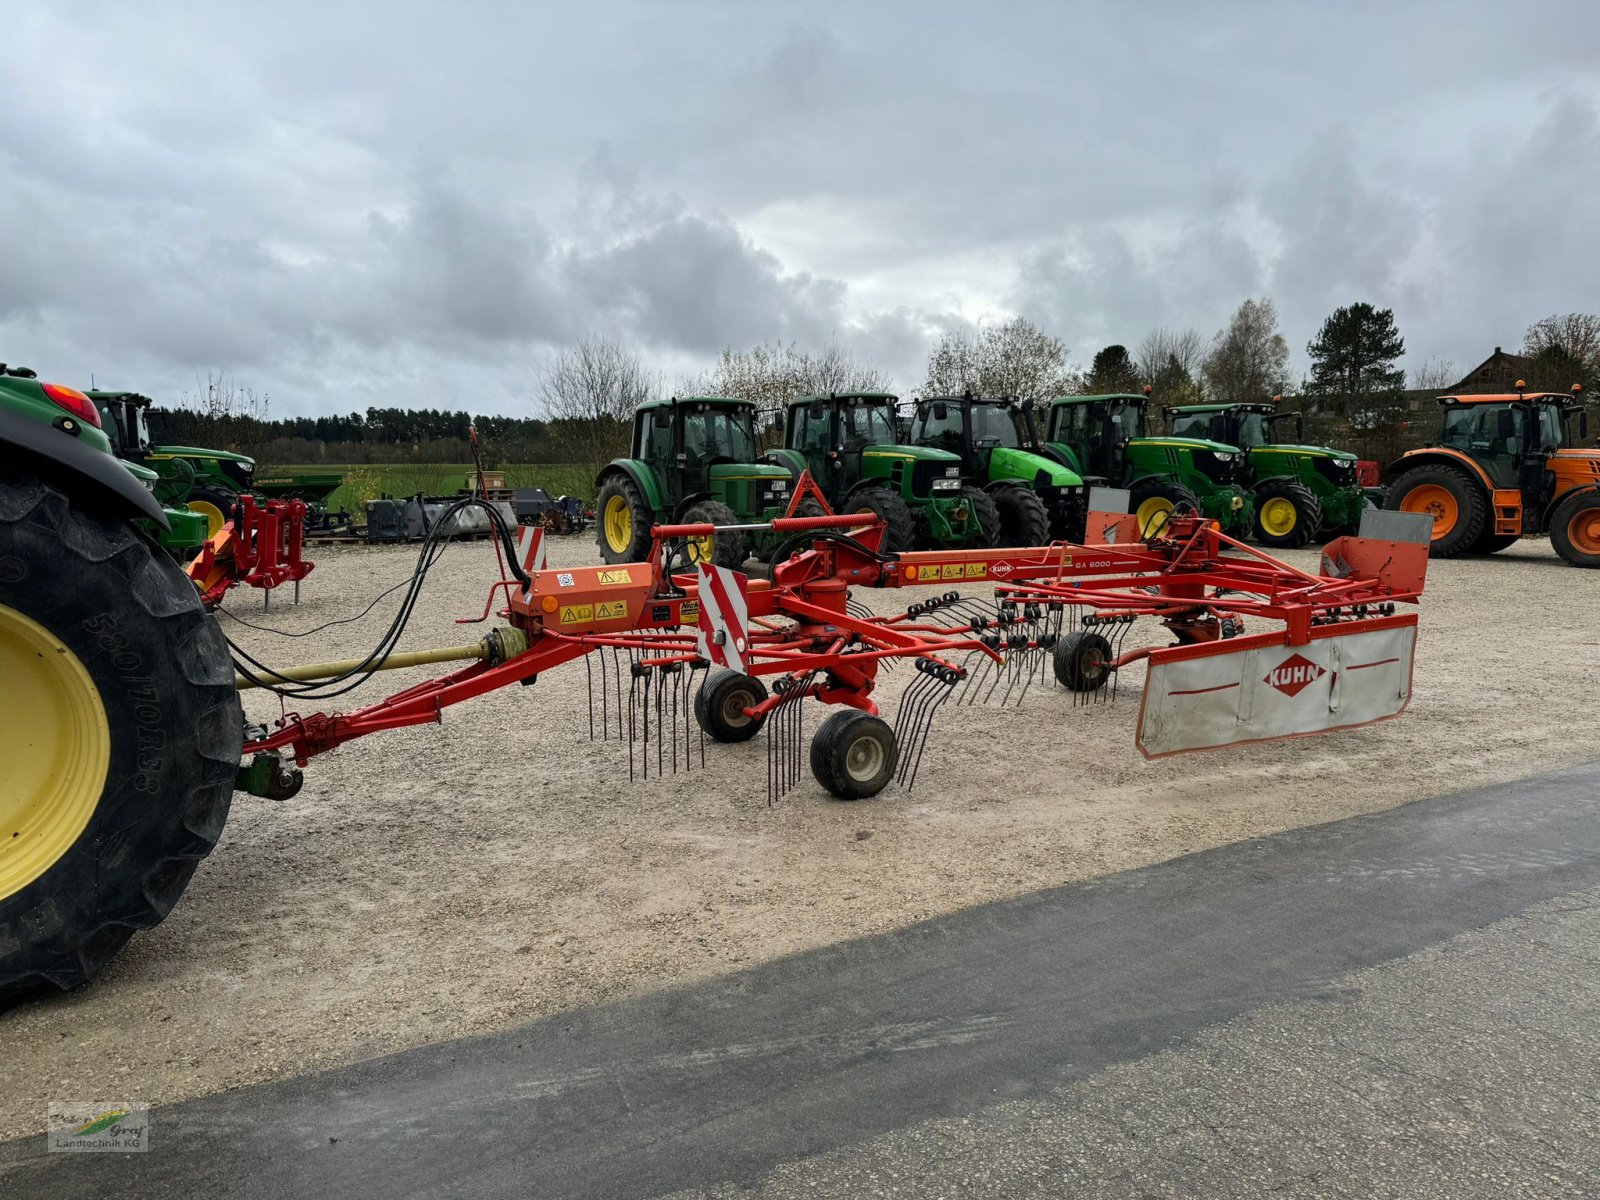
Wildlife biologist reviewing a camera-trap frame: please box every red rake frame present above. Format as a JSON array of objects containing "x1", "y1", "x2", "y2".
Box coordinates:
[{"x1": 238, "y1": 512, "x2": 1426, "y2": 787}]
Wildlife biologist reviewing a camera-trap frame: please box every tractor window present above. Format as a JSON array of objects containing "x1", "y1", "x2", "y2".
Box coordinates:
[
  {"x1": 1234, "y1": 411, "x2": 1268, "y2": 448},
  {"x1": 1169, "y1": 412, "x2": 1216, "y2": 441},
  {"x1": 970, "y1": 404, "x2": 1023, "y2": 448},
  {"x1": 841, "y1": 401, "x2": 896, "y2": 450},
  {"x1": 1107, "y1": 402, "x2": 1144, "y2": 441},
  {"x1": 1049, "y1": 404, "x2": 1089, "y2": 443},
  {"x1": 916, "y1": 404, "x2": 965, "y2": 454},
  {"x1": 1538, "y1": 404, "x2": 1565, "y2": 453},
  {"x1": 682, "y1": 408, "x2": 757, "y2": 465},
  {"x1": 1441, "y1": 405, "x2": 1521, "y2": 456}
]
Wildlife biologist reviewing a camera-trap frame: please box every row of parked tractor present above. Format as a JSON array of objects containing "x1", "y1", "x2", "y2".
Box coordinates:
[{"x1": 591, "y1": 385, "x2": 1600, "y2": 569}]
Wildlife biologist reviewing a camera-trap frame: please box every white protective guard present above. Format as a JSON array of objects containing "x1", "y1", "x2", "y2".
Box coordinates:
[{"x1": 1135, "y1": 618, "x2": 1417, "y2": 758}]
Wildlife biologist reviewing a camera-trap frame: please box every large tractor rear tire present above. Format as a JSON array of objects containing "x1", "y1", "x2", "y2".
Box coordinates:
[
  {"x1": 845, "y1": 486, "x2": 915, "y2": 554},
  {"x1": 1250, "y1": 479, "x2": 1322, "y2": 550},
  {"x1": 1129, "y1": 479, "x2": 1202, "y2": 539},
  {"x1": 990, "y1": 484, "x2": 1050, "y2": 547},
  {"x1": 679, "y1": 499, "x2": 745, "y2": 569},
  {"x1": 0, "y1": 473, "x2": 242, "y2": 1006},
  {"x1": 1549, "y1": 489, "x2": 1600, "y2": 568},
  {"x1": 961, "y1": 485, "x2": 1002, "y2": 548},
  {"x1": 1385, "y1": 464, "x2": 1487, "y2": 558},
  {"x1": 596, "y1": 474, "x2": 655, "y2": 564}
]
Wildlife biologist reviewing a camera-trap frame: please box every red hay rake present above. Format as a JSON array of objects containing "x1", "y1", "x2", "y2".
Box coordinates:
[
  {"x1": 189, "y1": 495, "x2": 314, "y2": 611},
  {"x1": 233, "y1": 504, "x2": 1430, "y2": 804}
]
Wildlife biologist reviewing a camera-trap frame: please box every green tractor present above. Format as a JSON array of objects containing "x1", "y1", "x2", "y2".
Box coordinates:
[
  {"x1": 595, "y1": 396, "x2": 794, "y2": 568},
  {"x1": 90, "y1": 390, "x2": 257, "y2": 543},
  {"x1": 768, "y1": 392, "x2": 996, "y2": 553},
  {"x1": 1165, "y1": 401, "x2": 1374, "y2": 548},
  {"x1": 1, "y1": 364, "x2": 241, "y2": 1003},
  {"x1": 909, "y1": 392, "x2": 1087, "y2": 544},
  {"x1": 1035, "y1": 391, "x2": 1254, "y2": 537}
]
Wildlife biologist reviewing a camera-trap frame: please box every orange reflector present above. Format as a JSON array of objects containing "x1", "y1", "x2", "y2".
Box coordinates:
[
  {"x1": 904, "y1": 565, "x2": 916, "y2": 580},
  {"x1": 541, "y1": 595, "x2": 558, "y2": 613}
]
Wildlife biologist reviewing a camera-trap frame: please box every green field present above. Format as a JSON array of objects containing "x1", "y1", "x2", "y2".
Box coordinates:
[{"x1": 273, "y1": 463, "x2": 593, "y2": 514}]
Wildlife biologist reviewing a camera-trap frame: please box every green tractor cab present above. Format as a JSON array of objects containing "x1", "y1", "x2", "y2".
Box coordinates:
[
  {"x1": 911, "y1": 393, "x2": 1087, "y2": 544},
  {"x1": 89, "y1": 390, "x2": 255, "y2": 544},
  {"x1": 1166, "y1": 401, "x2": 1370, "y2": 548},
  {"x1": 595, "y1": 396, "x2": 793, "y2": 568},
  {"x1": 768, "y1": 392, "x2": 994, "y2": 553},
  {"x1": 1036, "y1": 392, "x2": 1254, "y2": 538}
]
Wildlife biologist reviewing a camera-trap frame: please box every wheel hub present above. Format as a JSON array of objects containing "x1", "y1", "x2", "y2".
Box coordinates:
[
  {"x1": 1260, "y1": 497, "x2": 1297, "y2": 536},
  {"x1": 845, "y1": 733, "x2": 885, "y2": 782},
  {"x1": 0, "y1": 605, "x2": 111, "y2": 898},
  {"x1": 604, "y1": 495, "x2": 632, "y2": 552}
]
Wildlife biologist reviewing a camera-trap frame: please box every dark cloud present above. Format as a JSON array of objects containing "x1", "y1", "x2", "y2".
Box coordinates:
[{"x1": 1, "y1": 0, "x2": 1597, "y2": 412}]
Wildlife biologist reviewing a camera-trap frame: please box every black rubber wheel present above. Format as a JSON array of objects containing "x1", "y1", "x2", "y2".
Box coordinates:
[
  {"x1": 961, "y1": 485, "x2": 1002, "y2": 547},
  {"x1": 693, "y1": 668, "x2": 769, "y2": 742},
  {"x1": 0, "y1": 472, "x2": 242, "y2": 1007},
  {"x1": 1053, "y1": 631, "x2": 1114, "y2": 692},
  {"x1": 595, "y1": 474, "x2": 655, "y2": 564},
  {"x1": 1250, "y1": 478, "x2": 1323, "y2": 549},
  {"x1": 1384, "y1": 465, "x2": 1488, "y2": 558},
  {"x1": 1129, "y1": 479, "x2": 1202, "y2": 538},
  {"x1": 990, "y1": 484, "x2": 1050, "y2": 547},
  {"x1": 845, "y1": 486, "x2": 916, "y2": 554},
  {"x1": 680, "y1": 499, "x2": 745, "y2": 569},
  {"x1": 809, "y1": 710, "x2": 898, "y2": 801},
  {"x1": 1549, "y1": 489, "x2": 1600, "y2": 568},
  {"x1": 1476, "y1": 532, "x2": 1521, "y2": 554}
]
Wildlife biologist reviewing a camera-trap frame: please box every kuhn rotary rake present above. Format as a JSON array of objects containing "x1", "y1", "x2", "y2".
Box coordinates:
[{"x1": 232, "y1": 501, "x2": 1431, "y2": 804}]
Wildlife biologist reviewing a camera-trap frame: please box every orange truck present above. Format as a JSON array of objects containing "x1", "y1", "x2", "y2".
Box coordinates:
[{"x1": 1384, "y1": 384, "x2": 1600, "y2": 567}]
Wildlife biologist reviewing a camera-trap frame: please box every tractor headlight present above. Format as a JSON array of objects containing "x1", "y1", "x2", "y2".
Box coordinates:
[
  {"x1": 931, "y1": 478, "x2": 961, "y2": 493},
  {"x1": 1212, "y1": 452, "x2": 1235, "y2": 463}
]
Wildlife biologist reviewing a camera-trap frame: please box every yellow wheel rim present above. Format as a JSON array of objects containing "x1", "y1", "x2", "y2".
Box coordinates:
[
  {"x1": 603, "y1": 495, "x2": 633, "y2": 553},
  {"x1": 187, "y1": 499, "x2": 227, "y2": 541},
  {"x1": 0, "y1": 605, "x2": 111, "y2": 899},
  {"x1": 1136, "y1": 495, "x2": 1174, "y2": 536},
  {"x1": 1259, "y1": 497, "x2": 1298, "y2": 537},
  {"x1": 686, "y1": 533, "x2": 716, "y2": 564}
]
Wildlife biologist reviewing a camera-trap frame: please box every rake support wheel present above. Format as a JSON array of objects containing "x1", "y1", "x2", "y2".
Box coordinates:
[
  {"x1": 694, "y1": 668, "x2": 769, "y2": 742},
  {"x1": 1054, "y1": 631, "x2": 1114, "y2": 692},
  {"x1": 809, "y1": 710, "x2": 898, "y2": 801}
]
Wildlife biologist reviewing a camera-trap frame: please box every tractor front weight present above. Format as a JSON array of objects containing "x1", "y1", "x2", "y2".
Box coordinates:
[{"x1": 238, "y1": 508, "x2": 1430, "y2": 803}]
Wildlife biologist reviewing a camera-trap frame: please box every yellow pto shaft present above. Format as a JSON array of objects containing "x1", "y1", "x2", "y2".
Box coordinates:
[{"x1": 234, "y1": 626, "x2": 527, "y2": 691}]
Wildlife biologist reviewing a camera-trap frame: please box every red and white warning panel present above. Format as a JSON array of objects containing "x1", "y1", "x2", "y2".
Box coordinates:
[
  {"x1": 1135, "y1": 615, "x2": 1418, "y2": 758},
  {"x1": 694, "y1": 562, "x2": 751, "y2": 675}
]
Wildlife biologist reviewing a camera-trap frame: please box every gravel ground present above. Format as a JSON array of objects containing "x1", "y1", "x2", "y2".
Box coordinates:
[{"x1": 3, "y1": 535, "x2": 1596, "y2": 1137}]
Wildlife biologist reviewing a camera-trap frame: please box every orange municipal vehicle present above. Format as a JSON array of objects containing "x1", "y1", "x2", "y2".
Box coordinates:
[{"x1": 1384, "y1": 383, "x2": 1600, "y2": 567}]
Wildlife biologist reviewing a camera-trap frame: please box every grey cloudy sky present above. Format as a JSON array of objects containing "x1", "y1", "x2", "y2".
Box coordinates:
[{"x1": 3, "y1": 0, "x2": 1598, "y2": 416}]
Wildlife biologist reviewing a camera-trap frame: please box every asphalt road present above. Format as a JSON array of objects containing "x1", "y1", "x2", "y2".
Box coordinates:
[{"x1": 5, "y1": 762, "x2": 1598, "y2": 1199}]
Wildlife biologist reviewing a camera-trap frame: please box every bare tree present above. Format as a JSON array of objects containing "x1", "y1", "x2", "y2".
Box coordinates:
[
  {"x1": 1134, "y1": 328, "x2": 1206, "y2": 402},
  {"x1": 1203, "y1": 298, "x2": 1290, "y2": 404},
  {"x1": 689, "y1": 341, "x2": 891, "y2": 439},
  {"x1": 924, "y1": 316, "x2": 1080, "y2": 400},
  {"x1": 1523, "y1": 313, "x2": 1600, "y2": 392},
  {"x1": 1407, "y1": 357, "x2": 1458, "y2": 393},
  {"x1": 536, "y1": 335, "x2": 659, "y2": 481}
]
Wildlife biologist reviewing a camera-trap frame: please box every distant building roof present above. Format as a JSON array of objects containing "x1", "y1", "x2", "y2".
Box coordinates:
[{"x1": 1451, "y1": 347, "x2": 1532, "y2": 393}]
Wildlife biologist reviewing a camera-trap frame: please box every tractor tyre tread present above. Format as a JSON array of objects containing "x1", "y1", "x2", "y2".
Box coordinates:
[
  {"x1": 595, "y1": 474, "x2": 655, "y2": 564},
  {"x1": 989, "y1": 484, "x2": 1050, "y2": 547},
  {"x1": 0, "y1": 471, "x2": 242, "y2": 1007},
  {"x1": 962, "y1": 485, "x2": 1003, "y2": 548},
  {"x1": 1549, "y1": 489, "x2": 1600, "y2": 568},
  {"x1": 845, "y1": 487, "x2": 916, "y2": 555},
  {"x1": 680, "y1": 499, "x2": 745, "y2": 569},
  {"x1": 1251, "y1": 478, "x2": 1322, "y2": 549},
  {"x1": 1384, "y1": 464, "x2": 1488, "y2": 558}
]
